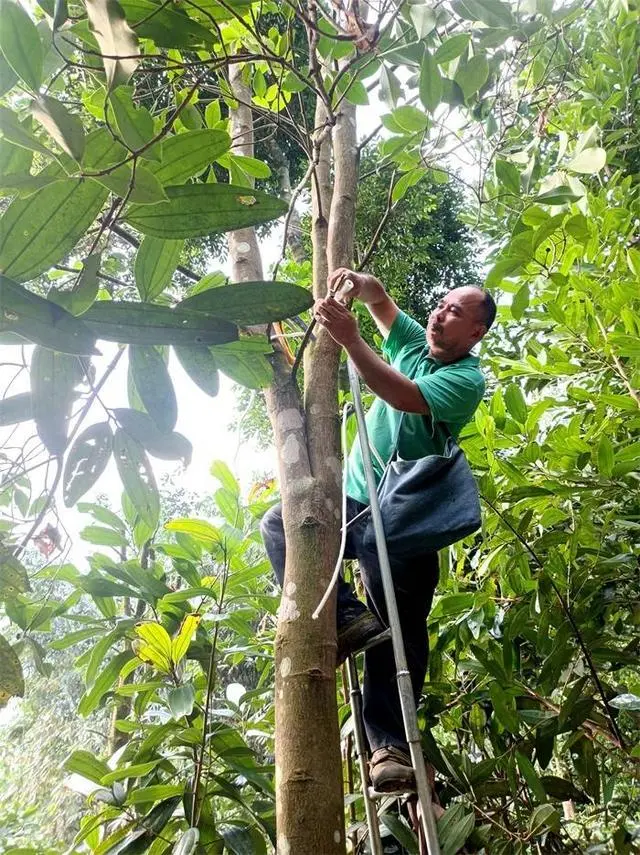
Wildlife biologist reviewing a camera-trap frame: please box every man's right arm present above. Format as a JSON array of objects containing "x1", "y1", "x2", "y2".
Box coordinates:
[{"x1": 328, "y1": 268, "x2": 399, "y2": 339}]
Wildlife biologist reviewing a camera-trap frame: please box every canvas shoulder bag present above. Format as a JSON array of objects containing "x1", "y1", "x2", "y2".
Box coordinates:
[{"x1": 362, "y1": 412, "x2": 482, "y2": 559}]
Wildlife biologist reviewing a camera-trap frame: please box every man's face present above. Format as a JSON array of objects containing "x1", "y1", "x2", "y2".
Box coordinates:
[{"x1": 426, "y1": 287, "x2": 487, "y2": 356}]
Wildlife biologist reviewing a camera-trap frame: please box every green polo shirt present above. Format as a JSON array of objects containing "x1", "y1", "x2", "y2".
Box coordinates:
[{"x1": 346, "y1": 310, "x2": 485, "y2": 505}]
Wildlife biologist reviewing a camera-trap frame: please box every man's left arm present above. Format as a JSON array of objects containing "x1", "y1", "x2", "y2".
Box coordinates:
[{"x1": 314, "y1": 298, "x2": 429, "y2": 414}]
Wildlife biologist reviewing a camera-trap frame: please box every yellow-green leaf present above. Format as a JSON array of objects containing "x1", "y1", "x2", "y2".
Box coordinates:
[{"x1": 172, "y1": 615, "x2": 200, "y2": 665}]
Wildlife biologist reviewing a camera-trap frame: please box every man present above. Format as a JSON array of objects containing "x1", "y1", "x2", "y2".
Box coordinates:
[{"x1": 261, "y1": 268, "x2": 494, "y2": 792}]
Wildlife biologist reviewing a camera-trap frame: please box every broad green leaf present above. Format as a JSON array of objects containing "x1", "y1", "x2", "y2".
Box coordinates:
[
  {"x1": 409, "y1": 3, "x2": 436, "y2": 39},
  {"x1": 511, "y1": 283, "x2": 529, "y2": 320},
  {"x1": 174, "y1": 346, "x2": 219, "y2": 397},
  {"x1": 566, "y1": 146, "x2": 606, "y2": 174},
  {"x1": 608, "y1": 333, "x2": 640, "y2": 357},
  {"x1": 596, "y1": 434, "x2": 614, "y2": 477},
  {"x1": 434, "y1": 33, "x2": 470, "y2": 64},
  {"x1": 0, "y1": 175, "x2": 108, "y2": 282},
  {"x1": 455, "y1": 54, "x2": 490, "y2": 100},
  {"x1": 0, "y1": 52, "x2": 18, "y2": 96},
  {"x1": 53, "y1": 0, "x2": 68, "y2": 29},
  {"x1": 63, "y1": 749, "x2": 111, "y2": 783},
  {"x1": 219, "y1": 824, "x2": 266, "y2": 855},
  {"x1": 437, "y1": 803, "x2": 475, "y2": 855},
  {"x1": 63, "y1": 422, "x2": 113, "y2": 507},
  {"x1": 125, "y1": 184, "x2": 288, "y2": 239},
  {"x1": 419, "y1": 49, "x2": 442, "y2": 113},
  {"x1": 172, "y1": 615, "x2": 200, "y2": 664},
  {"x1": 31, "y1": 95, "x2": 85, "y2": 161},
  {"x1": 135, "y1": 237, "x2": 184, "y2": 301},
  {"x1": 0, "y1": 552, "x2": 30, "y2": 600},
  {"x1": 0, "y1": 0, "x2": 43, "y2": 91},
  {"x1": 0, "y1": 392, "x2": 32, "y2": 426},
  {"x1": 109, "y1": 85, "x2": 156, "y2": 155},
  {"x1": 77, "y1": 501, "x2": 127, "y2": 532},
  {"x1": 516, "y1": 751, "x2": 547, "y2": 803},
  {"x1": 391, "y1": 105, "x2": 429, "y2": 133},
  {"x1": 528, "y1": 804, "x2": 560, "y2": 835},
  {"x1": 504, "y1": 383, "x2": 527, "y2": 423},
  {"x1": 114, "y1": 408, "x2": 192, "y2": 463},
  {"x1": 78, "y1": 650, "x2": 134, "y2": 715},
  {"x1": 212, "y1": 339, "x2": 273, "y2": 388},
  {"x1": 489, "y1": 683, "x2": 519, "y2": 731},
  {"x1": 126, "y1": 785, "x2": 185, "y2": 804},
  {"x1": 0, "y1": 275, "x2": 98, "y2": 354},
  {"x1": 146, "y1": 129, "x2": 230, "y2": 185},
  {"x1": 228, "y1": 154, "x2": 271, "y2": 179},
  {"x1": 113, "y1": 428, "x2": 160, "y2": 529},
  {"x1": 100, "y1": 761, "x2": 162, "y2": 785},
  {"x1": 0, "y1": 107, "x2": 51, "y2": 157},
  {"x1": 380, "y1": 814, "x2": 418, "y2": 853},
  {"x1": 172, "y1": 828, "x2": 199, "y2": 855},
  {"x1": 379, "y1": 66, "x2": 402, "y2": 108},
  {"x1": 210, "y1": 460, "x2": 239, "y2": 495},
  {"x1": 495, "y1": 159, "x2": 520, "y2": 195},
  {"x1": 168, "y1": 683, "x2": 196, "y2": 719},
  {"x1": 81, "y1": 301, "x2": 238, "y2": 346},
  {"x1": 129, "y1": 345, "x2": 177, "y2": 433},
  {"x1": 30, "y1": 347, "x2": 80, "y2": 456},
  {"x1": 136, "y1": 621, "x2": 172, "y2": 660},
  {"x1": 53, "y1": 252, "x2": 102, "y2": 316},
  {"x1": 119, "y1": 0, "x2": 213, "y2": 47},
  {"x1": 534, "y1": 185, "x2": 582, "y2": 205},
  {"x1": 0, "y1": 134, "x2": 33, "y2": 179},
  {"x1": 164, "y1": 518, "x2": 221, "y2": 543},
  {"x1": 392, "y1": 169, "x2": 426, "y2": 203},
  {"x1": 85, "y1": 0, "x2": 139, "y2": 89},
  {"x1": 93, "y1": 162, "x2": 169, "y2": 205},
  {"x1": 179, "y1": 281, "x2": 313, "y2": 325},
  {"x1": 452, "y1": 0, "x2": 513, "y2": 28}
]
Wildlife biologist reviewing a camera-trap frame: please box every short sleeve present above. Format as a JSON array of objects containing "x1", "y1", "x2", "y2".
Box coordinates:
[
  {"x1": 415, "y1": 365, "x2": 485, "y2": 427},
  {"x1": 382, "y1": 311, "x2": 427, "y2": 362}
]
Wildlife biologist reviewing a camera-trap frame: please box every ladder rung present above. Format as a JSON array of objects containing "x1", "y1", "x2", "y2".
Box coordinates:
[{"x1": 367, "y1": 785, "x2": 416, "y2": 800}]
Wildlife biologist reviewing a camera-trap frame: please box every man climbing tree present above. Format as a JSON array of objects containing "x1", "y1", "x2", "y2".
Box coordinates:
[{"x1": 262, "y1": 268, "x2": 495, "y2": 794}]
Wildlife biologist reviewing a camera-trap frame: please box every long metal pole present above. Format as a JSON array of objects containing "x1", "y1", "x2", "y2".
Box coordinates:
[
  {"x1": 347, "y1": 656, "x2": 384, "y2": 855},
  {"x1": 347, "y1": 359, "x2": 441, "y2": 855}
]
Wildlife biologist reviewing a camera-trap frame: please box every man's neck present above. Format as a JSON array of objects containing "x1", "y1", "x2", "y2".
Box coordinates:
[{"x1": 428, "y1": 346, "x2": 471, "y2": 364}]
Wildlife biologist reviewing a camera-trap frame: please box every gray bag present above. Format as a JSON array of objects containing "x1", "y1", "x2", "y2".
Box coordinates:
[{"x1": 362, "y1": 418, "x2": 481, "y2": 558}]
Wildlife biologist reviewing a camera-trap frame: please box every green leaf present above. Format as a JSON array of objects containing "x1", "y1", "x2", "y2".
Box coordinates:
[
  {"x1": 0, "y1": 174, "x2": 109, "y2": 282},
  {"x1": 379, "y1": 66, "x2": 402, "y2": 108},
  {"x1": 437, "y1": 803, "x2": 475, "y2": 855},
  {"x1": 78, "y1": 650, "x2": 134, "y2": 716},
  {"x1": 113, "y1": 428, "x2": 160, "y2": 529},
  {"x1": 210, "y1": 460, "x2": 239, "y2": 495},
  {"x1": 390, "y1": 105, "x2": 428, "y2": 133},
  {"x1": 172, "y1": 828, "x2": 199, "y2": 855},
  {"x1": 0, "y1": 107, "x2": 51, "y2": 157},
  {"x1": 164, "y1": 518, "x2": 221, "y2": 543},
  {"x1": 212, "y1": 339, "x2": 273, "y2": 388},
  {"x1": 172, "y1": 615, "x2": 200, "y2": 665},
  {"x1": 409, "y1": 3, "x2": 436, "y2": 39},
  {"x1": 0, "y1": 392, "x2": 32, "y2": 426},
  {"x1": 434, "y1": 33, "x2": 470, "y2": 64},
  {"x1": 100, "y1": 761, "x2": 162, "y2": 785},
  {"x1": 53, "y1": 0, "x2": 68, "y2": 29},
  {"x1": 504, "y1": 383, "x2": 527, "y2": 423},
  {"x1": 109, "y1": 85, "x2": 156, "y2": 154},
  {"x1": 0, "y1": 553, "x2": 30, "y2": 600},
  {"x1": 452, "y1": 0, "x2": 513, "y2": 28},
  {"x1": 168, "y1": 683, "x2": 196, "y2": 719},
  {"x1": 495, "y1": 159, "x2": 520, "y2": 195},
  {"x1": 63, "y1": 749, "x2": 111, "y2": 783},
  {"x1": 31, "y1": 95, "x2": 85, "y2": 161},
  {"x1": 127, "y1": 785, "x2": 185, "y2": 805},
  {"x1": 94, "y1": 162, "x2": 169, "y2": 205},
  {"x1": 455, "y1": 54, "x2": 490, "y2": 100},
  {"x1": 81, "y1": 301, "x2": 238, "y2": 346},
  {"x1": 566, "y1": 146, "x2": 606, "y2": 174},
  {"x1": 125, "y1": 184, "x2": 288, "y2": 239},
  {"x1": 0, "y1": 0, "x2": 43, "y2": 91},
  {"x1": 179, "y1": 281, "x2": 313, "y2": 326},
  {"x1": 219, "y1": 824, "x2": 266, "y2": 855},
  {"x1": 174, "y1": 346, "x2": 219, "y2": 397},
  {"x1": 30, "y1": 347, "x2": 80, "y2": 456},
  {"x1": 80, "y1": 525, "x2": 128, "y2": 548},
  {"x1": 0, "y1": 633, "x2": 24, "y2": 708},
  {"x1": 53, "y1": 252, "x2": 102, "y2": 316},
  {"x1": 135, "y1": 237, "x2": 184, "y2": 301},
  {"x1": 114, "y1": 408, "x2": 192, "y2": 463},
  {"x1": 63, "y1": 422, "x2": 113, "y2": 507},
  {"x1": 516, "y1": 751, "x2": 546, "y2": 803},
  {"x1": 528, "y1": 803, "x2": 560, "y2": 836},
  {"x1": 228, "y1": 154, "x2": 271, "y2": 179},
  {"x1": 119, "y1": 0, "x2": 213, "y2": 47},
  {"x1": 380, "y1": 814, "x2": 418, "y2": 853},
  {"x1": 129, "y1": 345, "x2": 177, "y2": 433},
  {"x1": 489, "y1": 683, "x2": 519, "y2": 732},
  {"x1": 419, "y1": 49, "x2": 442, "y2": 113},
  {"x1": 146, "y1": 129, "x2": 230, "y2": 185},
  {"x1": 392, "y1": 169, "x2": 426, "y2": 204},
  {"x1": 85, "y1": 0, "x2": 139, "y2": 90},
  {"x1": 511, "y1": 283, "x2": 529, "y2": 320},
  {"x1": 534, "y1": 185, "x2": 582, "y2": 206},
  {"x1": 0, "y1": 172, "x2": 65, "y2": 199},
  {"x1": 0, "y1": 52, "x2": 19, "y2": 96},
  {"x1": 0, "y1": 275, "x2": 98, "y2": 354},
  {"x1": 596, "y1": 434, "x2": 614, "y2": 477}
]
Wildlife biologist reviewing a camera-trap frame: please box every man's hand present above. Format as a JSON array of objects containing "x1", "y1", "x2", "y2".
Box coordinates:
[
  {"x1": 314, "y1": 297, "x2": 360, "y2": 348},
  {"x1": 327, "y1": 268, "x2": 384, "y2": 304}
]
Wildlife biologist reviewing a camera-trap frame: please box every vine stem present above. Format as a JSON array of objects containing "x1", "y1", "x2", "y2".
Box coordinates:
[
  {"x1": 481, "y1": 495, "x2": 625, "y2": 749},
  {"x1": 15, "y1": 348, "x2": 124, "y2": 557}
]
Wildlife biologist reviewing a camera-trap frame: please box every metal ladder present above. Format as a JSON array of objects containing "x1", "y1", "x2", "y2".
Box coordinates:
[{"x1": 345, "y1": 359, "x2": 442, "y2": 855}]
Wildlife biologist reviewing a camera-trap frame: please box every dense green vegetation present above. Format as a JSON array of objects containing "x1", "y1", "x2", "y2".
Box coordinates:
[{"x1": 0, "y1": 0, "x2": 638, "y2": 851}]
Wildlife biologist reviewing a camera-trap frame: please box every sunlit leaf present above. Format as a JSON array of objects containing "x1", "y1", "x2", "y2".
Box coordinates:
[
  {"x1": 109, "y1": 85, "x2": 157, "y2": 155},
  {"x1": 31, "y1": 95, "x2": 85, "y2": 161},
  {"x1": 172, "y1": 615, "x2": 200, "y2": 664},
  {"x1": 146, "y1": 129, "x2": 231, "y2": 185},
  {"x1": 566, "y1": 147, "x2": 606, "y2": 174},
  {"x1": 64, "y1": 749, "x2": 111, "y2": 783}
]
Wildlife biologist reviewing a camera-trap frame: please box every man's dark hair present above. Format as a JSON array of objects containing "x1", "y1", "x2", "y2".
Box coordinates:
[{"x1": 468, "y1": 287, "x2": 496, "y2": 330}]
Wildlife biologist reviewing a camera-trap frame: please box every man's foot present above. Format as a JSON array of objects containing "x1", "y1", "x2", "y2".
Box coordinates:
[
  {"x1": 370, "y1": 746, "x2": 415, "y2": 793},
  {"x1": 336, "y1": 611, "x2": 389, "y2": 665}
]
